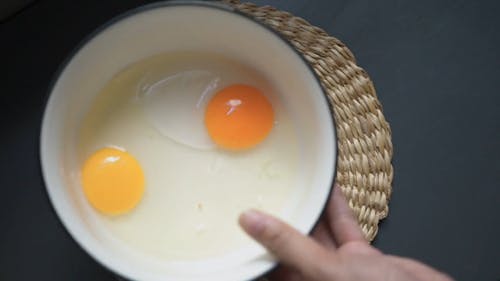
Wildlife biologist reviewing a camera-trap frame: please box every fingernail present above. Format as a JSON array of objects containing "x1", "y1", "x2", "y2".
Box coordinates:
[{"x1": 239, "y1": 209, "x2": 266, "y2": 236}]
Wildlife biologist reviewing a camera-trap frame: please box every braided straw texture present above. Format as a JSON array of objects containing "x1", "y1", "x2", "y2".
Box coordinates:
[{"x1": 223, "y1": 0, "x2": 394, "y2": 242}]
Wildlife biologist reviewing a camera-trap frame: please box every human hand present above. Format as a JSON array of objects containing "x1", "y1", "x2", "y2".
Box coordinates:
[{"x1": 239, "y1": 184, "x2": 454, "y2": 281}]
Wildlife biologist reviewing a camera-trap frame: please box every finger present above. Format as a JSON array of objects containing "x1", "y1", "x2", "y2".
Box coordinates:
[
  {"x1": 239, "y1": 209, "x2": 337, "y2": 280},
  {"x1": 311, "y1": 217, "x2": 337, "y2": 249},
  {"x1": 387, "y1": 256, "x2": 454, "y2": 281},
  {"x1": 327, "y1": 184, "x2": 367, "y2": 245}
]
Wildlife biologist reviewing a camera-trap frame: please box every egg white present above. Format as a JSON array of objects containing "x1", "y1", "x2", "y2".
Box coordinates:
[{"x1": 78, "y1": 52, "x2": 300, "y2": 261}]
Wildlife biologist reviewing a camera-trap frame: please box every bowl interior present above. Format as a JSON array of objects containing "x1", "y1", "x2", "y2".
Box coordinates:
[{"x1": 41, "y1": 2, "x2": 336, "y2": 281}]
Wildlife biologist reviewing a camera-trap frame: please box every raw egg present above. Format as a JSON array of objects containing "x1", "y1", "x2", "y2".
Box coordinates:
[
  {"x1": 81, "y1": 147, "x2": 145, "y2": 215},
  {"x1": 78, "y1": 52, "x2": 299, "y2": 261},
  {"x1": 205, "y1": 84, "x2": 274, "y2": 150}
]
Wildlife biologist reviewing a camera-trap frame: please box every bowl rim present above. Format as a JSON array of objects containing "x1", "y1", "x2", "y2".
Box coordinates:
[{"x1": 40, "y1": 1, "x2": 338, "y2": 280}]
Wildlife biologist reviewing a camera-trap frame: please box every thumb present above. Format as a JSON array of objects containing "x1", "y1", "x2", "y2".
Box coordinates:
[{"x1": 239, "y1": 209, "x2": 336, "y2": 279}]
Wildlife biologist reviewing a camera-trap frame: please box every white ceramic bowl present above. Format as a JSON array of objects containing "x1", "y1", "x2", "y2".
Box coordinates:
[{"x1": 40, "y1": 2, "x2": 336, "y2": 281}]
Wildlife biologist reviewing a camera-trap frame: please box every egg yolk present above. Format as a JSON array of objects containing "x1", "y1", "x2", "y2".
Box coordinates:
[
  {"x1": 205, "y1": 84, "x2": 274, "y2": 150},
  {"x1": 81, "y1": 147, "x2": 145, "y2": 215}
]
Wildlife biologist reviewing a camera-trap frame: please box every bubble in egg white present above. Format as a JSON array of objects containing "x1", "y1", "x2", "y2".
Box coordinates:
[{"x1": 138, "y1": 70, "x2": 219, "y2": 150}]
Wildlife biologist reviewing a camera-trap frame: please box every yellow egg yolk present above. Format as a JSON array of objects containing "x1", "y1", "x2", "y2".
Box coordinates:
[
  {"x1": 81, "y1": 147, "x2": 145, "y2": 215},
  {"x1": 204, "y1": 84, "x2": 274, "y2": 150}
]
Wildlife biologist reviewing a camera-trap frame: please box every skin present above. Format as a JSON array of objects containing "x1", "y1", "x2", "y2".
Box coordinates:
[{"x1": 239, "y1": 184, "x2": 454, "y2": 281}]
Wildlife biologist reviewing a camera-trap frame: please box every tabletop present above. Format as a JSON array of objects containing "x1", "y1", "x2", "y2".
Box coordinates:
[{"x1": 1, "y1": 0, "x2": 499, "y2": 280}]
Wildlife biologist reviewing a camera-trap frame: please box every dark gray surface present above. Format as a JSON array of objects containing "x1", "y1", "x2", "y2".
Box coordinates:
[
  {"x1": 1, "y1": 0, "x2": 499, "y2": 280},
  {"x1": 0, "y1": 0, "x2": 34, "y2": 22}
]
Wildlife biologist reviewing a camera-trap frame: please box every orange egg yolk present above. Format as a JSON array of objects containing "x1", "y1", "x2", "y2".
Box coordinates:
[
  {"x1": 204, "y1": 84, "x2": 274, "y2": 150},
  {"x1": 81, "y1": 147, "x2": 145, "y2": 215}
]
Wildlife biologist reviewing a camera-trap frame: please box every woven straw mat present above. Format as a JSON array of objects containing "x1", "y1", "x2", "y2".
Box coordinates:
[{"x1": 223, "y1": 0, "x2": 394, "y2": 242}]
